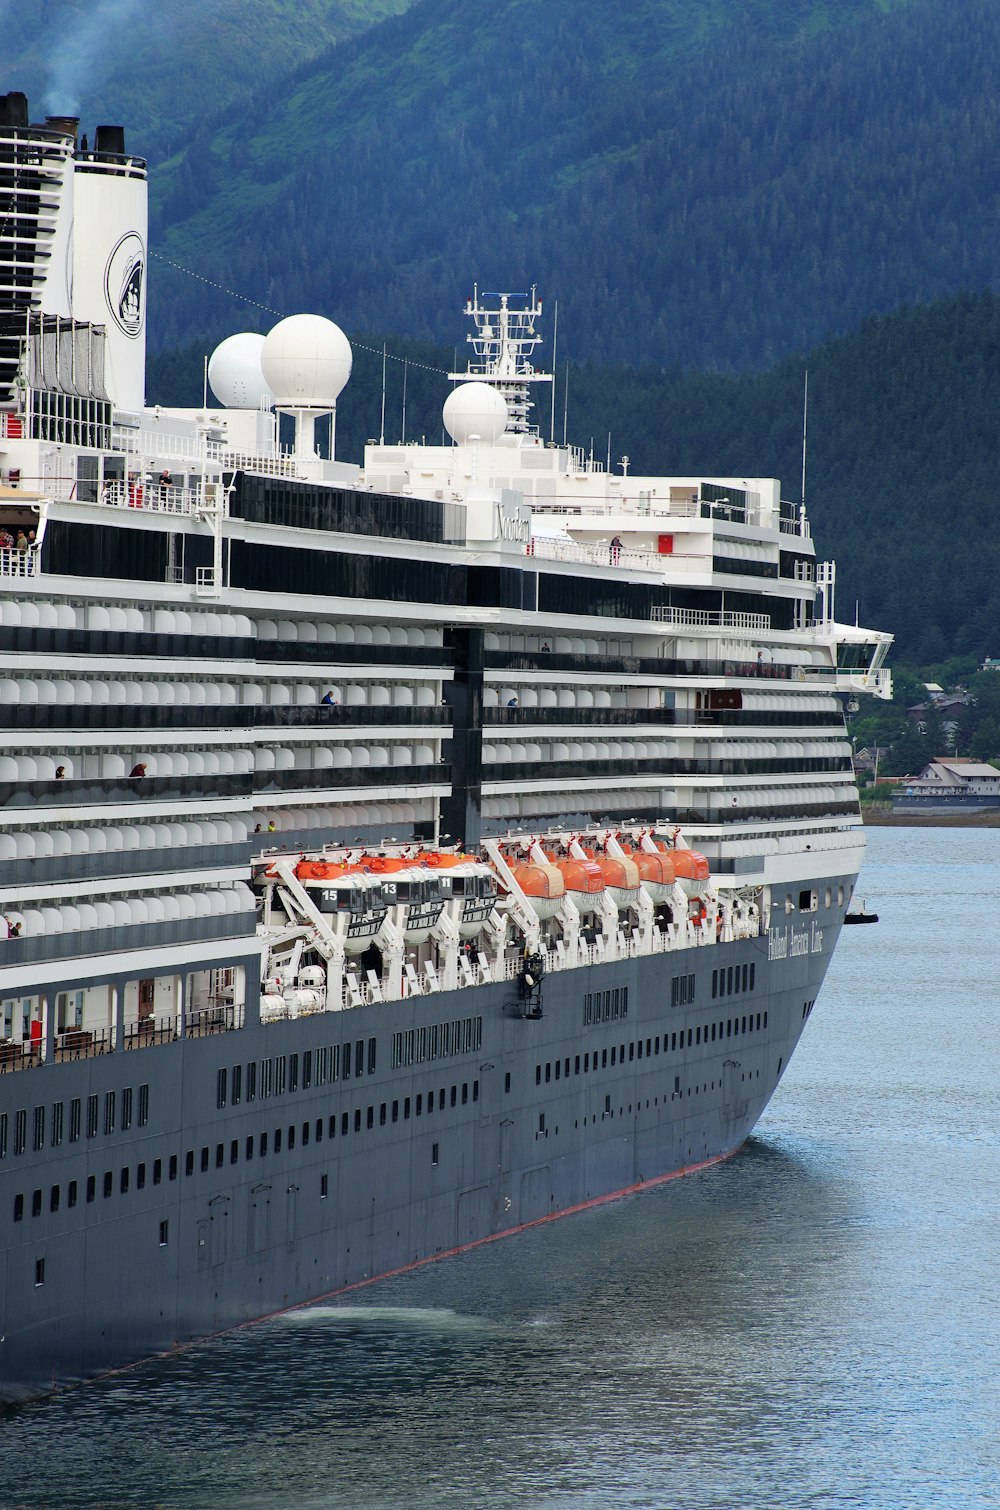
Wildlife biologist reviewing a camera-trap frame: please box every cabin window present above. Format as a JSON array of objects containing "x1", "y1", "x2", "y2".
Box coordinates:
[
  {"x1": 121, "y1": 1088, "x2": 133, "y2": 1131},
  {"x1": 138, "y1": 1084, "x2": 149, "y2": 1126},
  {"x1": 289, "y1": 1054, "x2": 299, "y2": 1093},
  {"x1": 68, "y1": 1180, "x2": 78, "y2": 1208}
]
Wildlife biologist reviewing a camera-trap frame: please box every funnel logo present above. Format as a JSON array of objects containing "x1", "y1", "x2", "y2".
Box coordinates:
[{"x1": 104, "y1": 231, "x2": 145, "y2": 338}]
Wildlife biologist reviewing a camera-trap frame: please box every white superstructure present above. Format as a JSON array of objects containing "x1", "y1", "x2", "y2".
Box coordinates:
[{"x1": 0, "y1": 91, "x2": 891, "y2": 1062}]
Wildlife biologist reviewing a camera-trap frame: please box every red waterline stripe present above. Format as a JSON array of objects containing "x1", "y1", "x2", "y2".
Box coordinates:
[{"x1": 66, "y1": 1140, "x2": 745, "y2": 1397}]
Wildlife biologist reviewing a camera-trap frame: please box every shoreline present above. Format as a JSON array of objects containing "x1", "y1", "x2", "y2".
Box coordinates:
[{"x1": 862, "y1": 809, "x2": 1000, "y2": 827}]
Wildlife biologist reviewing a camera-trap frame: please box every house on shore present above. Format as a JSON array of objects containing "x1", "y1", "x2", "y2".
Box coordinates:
[{"x1": 892, "y1": 758, "x2": 1000, "y2": 814}]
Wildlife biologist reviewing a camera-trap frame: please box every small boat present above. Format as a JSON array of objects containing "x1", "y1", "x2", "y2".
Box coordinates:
[
  {"x1": 666, "y1": 844, "x2": 711, "y2": 898},
  {"x1": 508, "y1": 860, "x2": 566, "y2": 919},
  {"x1": 844, "y1": 898, "x2": 879, "y2": 924}
]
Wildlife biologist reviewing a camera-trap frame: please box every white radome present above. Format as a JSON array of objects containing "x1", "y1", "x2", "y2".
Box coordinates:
[
  {"x1": 207, "y1": 332, "x2": 275, "y2": 409},
  {"x1": 261, "y1": 314, "x2": 353, "y2": 408},
  {"x1": 443, "y1": 382, "x2": 509, "y2": 444}
]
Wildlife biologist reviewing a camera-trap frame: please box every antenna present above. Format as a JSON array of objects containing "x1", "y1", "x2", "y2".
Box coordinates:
[
  {"x1": 800, "y1": 368, "x2": 809, "y2": 509},
  {"x1": 549, "y1": 299, "x2": 558, "y2": 442},
  {"x1": 448, "y1": 288, "x2": 551, "y2": 434},
  {"x1": 401, "y1": 358, "x2": 408, "y2": 444},
  {"x1": 202, "y1": 353, "x2": 208, "y2": 410},
  {"x1": 606, "y1": 432, "x2": 611, "y2": 473},
  {"x1": 379, "y1": 343, "x2": 386, "y2": 444},
  {"x1": 562, "y1": 361, "x2": 569, "y2": 447}
]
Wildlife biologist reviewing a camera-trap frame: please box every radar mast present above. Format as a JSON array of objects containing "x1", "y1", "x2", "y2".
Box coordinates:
[{"x1": 448, "y1": 286, "x2": 552, "y2": 435}]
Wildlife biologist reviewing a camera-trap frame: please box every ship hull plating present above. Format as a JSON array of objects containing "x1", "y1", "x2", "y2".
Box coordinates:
[{"x1": 0, "y1": 884, "x2": 847, "y2": 1405}]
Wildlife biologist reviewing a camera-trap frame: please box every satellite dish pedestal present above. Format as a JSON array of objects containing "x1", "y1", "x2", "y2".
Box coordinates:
[{"x1": 260, "y1": 313, "x2": 353, "y2": 462}]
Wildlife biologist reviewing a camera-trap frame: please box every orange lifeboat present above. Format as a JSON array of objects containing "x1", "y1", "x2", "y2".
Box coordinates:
[
  {"x1": 413, "y1": 851, "x2": 472, "y2": 869},
  {"x1": 592, "y1": 854, "x2": 641, "y2": 910},
  {"x1": 359, "y1": 855, "x2": 408, "y2": 875},
  {"x1": 555, "y1": 857, "x2": 605, "y2": 909},
  {"x1": 295, "y1": 859, "x2": 352, "y2": 881},
  {"x1": 510, "y1": 860, "x2": 566, "y2": 920},
  {"x1": 629, "y1": 848, "x2": 677, "y2": 903},
  {"x1": 672, "y1": 847, "x2": 711, "y2": 898}
]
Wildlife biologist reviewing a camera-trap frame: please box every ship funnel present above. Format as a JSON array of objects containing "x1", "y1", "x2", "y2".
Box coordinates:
[
  {"x1": 94, "y1": 124, "x2": 126, "y2": 156},
  {"x1": 46, "y1": 116, "x2": 79, "y2": 141},
  {"x1": 0, "y1": 92, "x2": 29, "y2": 129}
]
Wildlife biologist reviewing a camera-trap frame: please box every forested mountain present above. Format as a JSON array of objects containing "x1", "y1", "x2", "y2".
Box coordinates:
[
  {"x1": 3, "y1": 0, "x2": 411, "y2": 159},
  {"x1": 149, "y1": 288, "x2": 1000, "y2": 669},
  {"x1": 144, "y1": 0, "x2": 1000, "y2": 372}
]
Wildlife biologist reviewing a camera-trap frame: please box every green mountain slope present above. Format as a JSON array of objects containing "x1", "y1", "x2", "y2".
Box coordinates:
[
  {"x1": 149, "y1": 288, "x2": 1000, "y2": 666},
  {"x1": 3, "y1": 0, "x2": 413, "y2": 159},
  {"x1": 145, "y1": 0, "x2": 1000, "y2": 373}
]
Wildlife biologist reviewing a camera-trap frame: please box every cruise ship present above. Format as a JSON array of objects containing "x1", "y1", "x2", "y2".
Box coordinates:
[{"x1": 0, "y1": 91, "x2": 891, "y2": 1405}]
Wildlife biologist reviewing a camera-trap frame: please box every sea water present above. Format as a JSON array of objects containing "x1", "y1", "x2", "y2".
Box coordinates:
[{"x1": 3, "y1": 826, "x2": 998, "y2": 1510}]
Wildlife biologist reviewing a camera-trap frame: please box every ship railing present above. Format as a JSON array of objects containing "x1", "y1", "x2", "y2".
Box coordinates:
[
  {"x1": 97, "y1": 480, "x2": 201, "y2": 515},
  {"x1": 122, "y1": 1015, "x2": 177, "y2": 1051},
  {"x1": 211, "y1": 449, "x2": 302, "y2": 478},
  {"x1": 651, "y1": 606, "x2": 771, "y2": 630},
  {"x1": 0, "y1": 546, "x2": 38, "y2": 578},
  {"x1": 54, "y1": 1024, "x2": 114, "y2": 1061},
  {"x1": 535, "y1": 496, "x2": 703, "y2": 520},
  {"x1": 187, "y1": 1000, "x2": 244, "y2": 1036},
  {"x1": 526, "y1": 537, "x2": 701, "y2": 575},
  {"x1": 0, "y1": 1039, "x2": 42, "y2": 1073}
]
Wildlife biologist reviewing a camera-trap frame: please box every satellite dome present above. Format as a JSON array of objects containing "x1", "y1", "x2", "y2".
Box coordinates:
[
  {"x1": 261, "y1": 314, "x2": 352, "y2": 408},
  {"x1": 443, "y1": 382, "x2": 508, "y2": 444},
  {"x1": 208, "y1": 332, "x2": 275, "y2": 409}
]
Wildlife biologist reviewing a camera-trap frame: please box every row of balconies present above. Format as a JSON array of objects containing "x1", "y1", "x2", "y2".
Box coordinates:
[
  {"x1": 0, "y1": 816, "x2": 248, "y2": 862},
  {"x1": 0, "y1": 887, "x2": 256, "y2": 970}
]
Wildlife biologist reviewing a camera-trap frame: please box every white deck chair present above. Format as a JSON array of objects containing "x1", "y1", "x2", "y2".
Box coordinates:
[
  {"x1": 404, "y1": 962, "x2": 423, "y2": 994},
  {"x1": 459, "y1": 954, "x2": 476, "y2": 988},
  {"x1": 423, "y1": 961, "x2": 441, "y2": 993},
  {"x1": 366, "y1": 968, "x2": 384, "y2": 1002}
]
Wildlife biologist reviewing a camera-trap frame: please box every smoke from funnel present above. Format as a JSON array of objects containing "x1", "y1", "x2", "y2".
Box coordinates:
[{"x1": 43, "y1": 0, "x2": 142, "y2": 116}]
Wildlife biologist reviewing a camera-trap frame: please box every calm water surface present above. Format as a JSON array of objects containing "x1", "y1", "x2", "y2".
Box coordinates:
[{"x1": 3, "y1": 826, "x2": 998, "y2": 1510}]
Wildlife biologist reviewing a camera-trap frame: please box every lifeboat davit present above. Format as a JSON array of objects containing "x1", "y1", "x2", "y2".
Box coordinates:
[
  {"x1": 671, "y1": 847, "x2": 711, "y2": 898},
  {"x1": 554, "y1": 857, "x2": 606, "y2": 910},
  {"x1": 627, "y1": 847, "x2": 677, "y2": 904},
  {"x1": 509, "y1": 860, "x2": 566, "y2": 920},
  {"x1": 592, "y1": 854, "x2": 641, "y2": 911}
]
